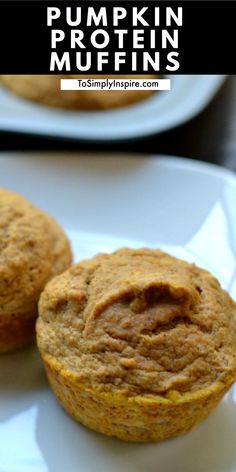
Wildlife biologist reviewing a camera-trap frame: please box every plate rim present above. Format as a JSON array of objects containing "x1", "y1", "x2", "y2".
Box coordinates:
[
  {"x1": 0, "y1": 75, "x2": 227, "y2": 142},
  {"x1": 0, "y1": 151, "x2": 235, "y2": 186}
]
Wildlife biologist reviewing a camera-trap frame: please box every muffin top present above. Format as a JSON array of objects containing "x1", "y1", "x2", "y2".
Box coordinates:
[
  {"x1": 37, "y1": 248, "x2": 236, "y2": 396},
  {"x1": 1, "y1": 75, "x2": 156, "y2": 110},
  {"x1": 0, "y1": 188, "x2": 72, "y2": 317}
]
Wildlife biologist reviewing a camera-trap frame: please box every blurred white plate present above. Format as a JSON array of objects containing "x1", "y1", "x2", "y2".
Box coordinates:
[
  {"x1": 0, "y1": 75, "x2": 226, "y2": 141},
  {"x1": 0, "y1": 153, "x2": 236, "y2": 472}
]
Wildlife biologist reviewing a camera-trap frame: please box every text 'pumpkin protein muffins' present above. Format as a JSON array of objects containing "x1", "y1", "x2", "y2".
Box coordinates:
[
  {"x1": 0, "y1": 188, "x2": 72, "y2": 353},
  {"x1": 37, "y1": 248, "x2": 236, "y2": 442},
  {"x1": 1, "y1": 75, "x2": 157, "y2": 110}
]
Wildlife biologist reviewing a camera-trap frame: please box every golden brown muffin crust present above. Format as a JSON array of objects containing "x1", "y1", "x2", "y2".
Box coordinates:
[
  {"x1": 37, "y1": 248, "x2": 236, "y2": 397},
  {"x1": 0, "y1": 188, "x2": 72, "y2": 352}
]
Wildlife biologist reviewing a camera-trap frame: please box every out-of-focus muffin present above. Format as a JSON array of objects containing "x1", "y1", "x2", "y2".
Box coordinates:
[
  {"x1": 0, "y1": 188, "x2": 72, "y2": 353},
  {"x1": 1, "y1": 75, "x2": 157, "y2": 110},
  {"x1": 36, "y1": 248, "x2": 236, "y2": 442}
]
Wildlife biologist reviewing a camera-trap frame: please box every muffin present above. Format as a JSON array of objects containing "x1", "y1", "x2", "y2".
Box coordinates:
[
  {"x1": 1, "y1": 75, "x2": 157, "y2": 110},
  {"x1": 36, "y1": 248, "x2": 236, "y2": 442},
  {"x1": 0, "y1": 188, "x2": 72, "y2": 353}
]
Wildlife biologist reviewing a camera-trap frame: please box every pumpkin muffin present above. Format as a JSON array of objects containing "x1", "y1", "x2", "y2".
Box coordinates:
[
  {"x1": 36, "y1": 248, "x2": 236, "y2": 442},
  {"x1": 1, "y1": 75, "x2": 157, "y2": 110},
  {"x1": 0, "y1": 188, "x2": 72, "y2": 353}
]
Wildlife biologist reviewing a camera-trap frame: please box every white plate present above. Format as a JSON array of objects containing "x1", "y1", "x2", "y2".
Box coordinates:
[
  {"x1": 0, "y1": 153, "x2": 236, "y2": 472},
  {"x1": 0, "y1": 75, "x2": 226, "y2": 141}
]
